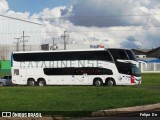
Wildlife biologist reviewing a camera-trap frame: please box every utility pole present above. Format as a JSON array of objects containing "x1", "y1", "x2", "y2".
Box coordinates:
[
  {"x1": 13, "y1": 37, "x2": 21, "y2": 51},
  {"x1": 52, "y1": 38, "x2": 56, "y2": 48},
  {"x1": 52, "y1": 38, "x2": 58, "y2": 50},
  {"x1": 21, "y1": 31, "x2": 30, "y2": 51},
  {"x1": 61, "y1": 31, "x2": 69, "y2": 50}
]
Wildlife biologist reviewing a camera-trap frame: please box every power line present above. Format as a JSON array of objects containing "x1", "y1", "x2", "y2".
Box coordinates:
[
  {"x1": 36, "y1": 28, "x2": 160, "y2": 33},
  {"x1": 1, "y1": 14, "x2": 159, "y2": 21},
  {"x1": 0, "y1": 28, "x2": 160, "y2": 35},
  {"x1": 0, "y1": 27, "x2": 160, "y2": 36},
  {"x1": 16, "y1": 14, "x2": 160, "y2": 20},
  {"x1": 0, "y1": 14, "x2": 41, "y2": 25}
]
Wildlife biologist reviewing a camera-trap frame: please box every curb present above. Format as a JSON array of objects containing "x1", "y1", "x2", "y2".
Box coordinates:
[{"x1": 91, "y1": 103, "x2": 160, "y2": 117}]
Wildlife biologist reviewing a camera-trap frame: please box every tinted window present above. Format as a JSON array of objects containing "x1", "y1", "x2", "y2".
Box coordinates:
[
  {"x1": 44, "y1": 67, "x2": 113, "y2": 75},
  {"x1": 13, "y1": 51, "x2": 113, "y2": 62},
  {"x1": 125, "y1": 50, "x2": 137, "y2": 60},
  {"x1": 116, "y1": 62, "x2": 132, "y2": 75},
  {"x1": 117, "y1": 63, "x2": 141, "y2": 76},
  {"x1": 108, "y1": 49, "x2": 138, "y2": 75},
  {"x1": 108, "y1": 49, "x2": 129, "y2": 60},
  {"x1": 75, "y1": 67, "x2": 113, "y2": 75}
]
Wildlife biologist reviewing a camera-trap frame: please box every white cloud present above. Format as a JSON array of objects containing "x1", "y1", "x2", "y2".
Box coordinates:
[
  {"x1": 0, "y1": 0, "x2": 9, "y2": 13},
  {"x1": 6, "y1": 10, "x2": 30, "y2": 19},
  {"x1": 65, "y1": 0, "x2": 160, "y2": 48},
  {"x1": 67, "y1": 0, "x2": 147, "y2": 27},
  {"x1": 32, "y1": 7, "x2": 65, "y2": 19},
  {"x1": 0, "y1": 0, "x2": 160, "y2": 48}
]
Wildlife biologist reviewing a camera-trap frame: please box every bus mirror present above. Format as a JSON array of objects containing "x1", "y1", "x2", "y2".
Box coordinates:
[
  {"x1": 138, "y1": 61, "x2": 147, "y2": 68},
  {"x1": 117, "y1": 59, "x2": 138, "y2": 65},
  {"x1": 117, "y1": 59, "x2": 124, "y2": 62}
]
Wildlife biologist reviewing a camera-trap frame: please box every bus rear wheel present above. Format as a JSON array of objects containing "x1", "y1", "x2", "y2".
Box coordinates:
[
  {"x1": 38, "y1": 79, "x2": 46, "y2": 86},
  {"x1": 27, "y1": 79, "x2": 35, "y2": 86},
  {"x1": 93, "y1": 78, "x2": 103, "y2": 87},
  {"x1": 106, "y1": 78, "x2": 115, "y2": 86}
]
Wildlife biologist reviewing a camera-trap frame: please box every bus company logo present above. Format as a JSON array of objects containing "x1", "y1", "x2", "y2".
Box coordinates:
[
  {"x1": 19, "y1": 60, "x2": 104, "y2": 69},
  {"x1": 90, "y1": 45, "x2": 105, "y2": 48},
  {"x1": 2, "y1": 112, "x2": 11, "y2": 117}
]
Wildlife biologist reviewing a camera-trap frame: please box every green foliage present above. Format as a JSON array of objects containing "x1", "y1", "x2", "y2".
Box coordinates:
[{"x1": 0, "y1": 73, "x2": 159, "y2": 117}]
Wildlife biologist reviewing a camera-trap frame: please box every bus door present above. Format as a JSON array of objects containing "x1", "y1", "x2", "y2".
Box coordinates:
[
  {"x1": 12, "y1": 68, "x2": 19, "y2": 84},
  {"x1": 12, "y1": 68, "x2": 26, "y2": 85},
  {"x1": 19, "y1": 68, "x2": 27, "y2": 84},
  {"x1": 116, "y1": 62, "x2": 132, "y2": 85}
]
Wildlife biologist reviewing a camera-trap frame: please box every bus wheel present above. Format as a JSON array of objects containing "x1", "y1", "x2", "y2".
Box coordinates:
[
  {"x1": 93, "y1": 78, "x2": 103, "y2": 87},
  {"x1": 27, "y1": 79, "x2": 35, "y2": 86},
  {"x1": 38, "y1": 80, "x2": 46, "y2": 86},
  {"x1": 0, "y1": 82, "x2": 4, "y2": 87},
  {"x1": 106, "y1": 78, "x2": 115, "y2": 86}
]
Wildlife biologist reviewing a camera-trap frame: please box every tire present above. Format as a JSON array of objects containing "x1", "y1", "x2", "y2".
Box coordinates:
[
  {"x1": 93, "y1": 78, "x2": 103, "y2": 87},
  {"x1": 0, "y1": 82, "x2": 4, "y2": 87},
  {"x1": 27, "y1": 79, "x2": 35, "y2": 86},
  {"x1": 106, "y1": 79, "x2": 115, "y2": 86},
  {"x1": 38, "y1": 80, "x2": 46, "y2": 86}
]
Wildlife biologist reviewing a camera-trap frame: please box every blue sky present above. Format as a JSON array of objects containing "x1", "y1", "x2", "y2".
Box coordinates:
[
  {"x1": 1, "y1": 0, "x2": 159, "y2": 48},
  {"x1": 7, "y1": 0, "x2": 71, "y2": 14}
]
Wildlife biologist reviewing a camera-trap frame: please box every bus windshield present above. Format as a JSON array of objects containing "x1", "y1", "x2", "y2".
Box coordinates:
[
  {"x1": 116, "y1": 62, "x2": 141, "y2": 77},
  {"x1": 131, "y1": 65, "x2": 141, "y2": 77},
  {"x1": 125, "y1": 50, "x2": 137, "y2": 61},
  {"x1": 108, "y1": 49, "x2": 137, "y2": 61}
]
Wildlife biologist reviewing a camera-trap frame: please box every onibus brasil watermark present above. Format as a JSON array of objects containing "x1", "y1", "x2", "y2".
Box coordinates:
[
  {"x1": 140, "y1": 112, "x2": 158, "y2": 117},
  {"x1": 2, "y1": 112, "x2": 42, "y2": 118}
]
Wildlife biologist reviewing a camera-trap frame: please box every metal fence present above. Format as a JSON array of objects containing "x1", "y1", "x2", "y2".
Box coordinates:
[{"x1": 139, "y1": 62, "x2": 160, "y2": 73}]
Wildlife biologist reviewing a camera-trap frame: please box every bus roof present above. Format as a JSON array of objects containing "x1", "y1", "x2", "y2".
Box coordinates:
[
  {"x1": 12, "y1": 48, "x2": 132, "y2": 54},
  {"x1": 12, "y1": 48, "x2": 106, "y2": 54}
]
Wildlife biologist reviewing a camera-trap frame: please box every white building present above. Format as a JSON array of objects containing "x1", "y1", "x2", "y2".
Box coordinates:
[{"x1": 0, "y1": 43, "x2": 106, "y2": 60}]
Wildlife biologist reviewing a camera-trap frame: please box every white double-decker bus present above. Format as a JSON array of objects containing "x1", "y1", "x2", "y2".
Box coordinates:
[{"x1": 11, "y1": 48, "x2": 141, "y2": 86}]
